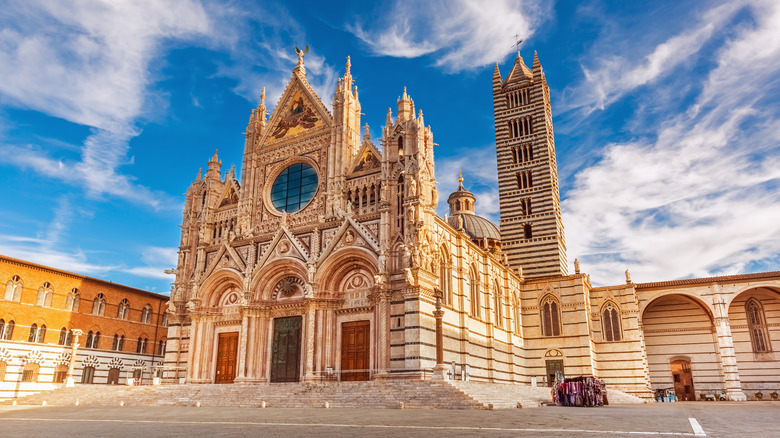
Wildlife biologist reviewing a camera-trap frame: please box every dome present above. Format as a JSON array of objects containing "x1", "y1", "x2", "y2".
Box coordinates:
[{"x1": 447, "y1": 213, "x2": 501, "y2": 241}]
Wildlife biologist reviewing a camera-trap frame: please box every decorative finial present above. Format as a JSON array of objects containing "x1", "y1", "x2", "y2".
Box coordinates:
[
  {"x1": 260, "y1": 87, "x2": 266, "y2": 106},
  {"x1": 458, "y1": 169, "x2": 463, "y2": 184},
  {"x1": 345, "y1": 56, "x2": 351, "y2": 75},
  {"x1": 512, "y1": 34, "x2": 523, "y2": 52},
  {"x1": 294, "y1": 44, "x2": 309, "y2": 74}
]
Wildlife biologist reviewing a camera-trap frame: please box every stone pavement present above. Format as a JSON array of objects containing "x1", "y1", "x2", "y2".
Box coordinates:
[{"x1": 0, "y1": 402, "x2": 777, "y2": 437}]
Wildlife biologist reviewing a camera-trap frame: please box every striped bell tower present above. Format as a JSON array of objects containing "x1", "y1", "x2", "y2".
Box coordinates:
[{"x1": 493, "y1": 51, "x2": 567, "y2": 278}]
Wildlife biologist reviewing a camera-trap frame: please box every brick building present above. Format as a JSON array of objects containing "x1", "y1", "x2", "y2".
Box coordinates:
[{"x1": 0, "y1": 255, "x2": 169, "y2": 400}]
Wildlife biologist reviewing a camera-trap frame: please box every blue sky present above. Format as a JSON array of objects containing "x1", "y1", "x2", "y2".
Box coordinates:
[{"x1": 1, "y1": 0, "x2": 779, "y2": 293}]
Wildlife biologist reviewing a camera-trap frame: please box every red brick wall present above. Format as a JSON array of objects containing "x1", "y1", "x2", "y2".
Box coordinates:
[{"x1": 1, "y1": 256, "x2": 169, "y2": 354}]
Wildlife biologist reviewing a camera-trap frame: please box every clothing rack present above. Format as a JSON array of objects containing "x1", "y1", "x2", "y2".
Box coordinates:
[{"x1": 553, "y1": 376, "x2": 608, "y2": 407}]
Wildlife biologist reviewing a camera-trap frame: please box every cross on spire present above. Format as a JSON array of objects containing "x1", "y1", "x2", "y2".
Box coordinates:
[{"x1": 512, "y1": 34, "x2": 523, "y2": 51}]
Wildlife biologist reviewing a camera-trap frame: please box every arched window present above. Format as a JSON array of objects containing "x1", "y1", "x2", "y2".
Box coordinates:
[
  {"x1": 438, "y1": 248, "x2": 452, "y2": 306},
  {"x1": 112, "y1": 334, "x2": 125, "y2": 351},
  {"x1": 92, "y1": 293, "x2": 106, "y2": 316},
  {"x1": 53, "y1": 364, "x2": 68, "y2": 383},
  {"x1": 540, "y1": 296, "x2": 561, "y2": 336},
  {"x1": 65, "y1": 288, "x2": 80, "y2": 312},
  {"x1": 746, "y1": 298, "x2": 771, "y2": 352},
  {"x1": 58, "y1": 328, "x2": 72, "y2": 346},
  {"x1": 21, "y1": 363, "x2": 39, "y2": 382},
  {"x1": 82, "y1": 366, "x2": 95, "y2": 384},
  {"x1": 37, "y1": 324, "x2": 46, "y2": 343},
  {"x1": 28, "y1": 323, "x2": 38, "y2": 342},
  {"x1": 36, "y1": 284, "x2": 53, "y2": 307},
  {"x1": 396, "y1": 174, "x2": 405, "y2": 230},
  {"x1": 137, "y1": 337, "x2": 147, "y2": 353},
  {"x1": 513, "y1": 296, "x2": 522, "y2": 335},
  {"x1": 602, "y1": 302, "x2": 622, "y2": 342},
  {"x1": 493, "y1": 281, "x2": 503, "y2": 328},
  {"x1": 469, "y1": 267, "x2": 480, "y2": 317},
  {"x1": 4, "y1": 276, "x2": 23, "y2": 302},
  {"x1": 162, "y1": 313, "x2": 169, "y2": 327},
  {"x1": 117, "y1": 298, "x2": 129, "y2": 319},
  {"x1": 141, "y1": 304, "x2": 153, "y2": 324},
  {"x1": 524, "y1": 223, "x2": 533, "y2": 239},
  {"x1": 398, "y1": 136, "x2": 404, "y2": 156},
  {"x1": 158, "y1": 339, "x2": 167, "y2": 356},
  {"x1": 1, "y1": 320, "x2": 14, "y2": 340},
  {"x1": 85, "y1": 330, "x2": 100, "y2": 349}
]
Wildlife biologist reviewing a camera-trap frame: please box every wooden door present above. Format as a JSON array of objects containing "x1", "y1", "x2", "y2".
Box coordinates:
[
  {"x1": 341, "y1": 320, "x2": 370, "y2": 381},
  {"x1": 107, "y1": 368, "x2": 120, "y2": 385},
  {"x1": 545, "y1": 360, "x2": 564, "y2": 386},
  {"x1": 671, "y1": 360, "x2": 695, "y2": 401},
  {"x1": 271, "y1": 316, "x2": 302, "y2": 383},
  {"x1": 215, "y1": 332, "x2": 239, "y2": 384}
]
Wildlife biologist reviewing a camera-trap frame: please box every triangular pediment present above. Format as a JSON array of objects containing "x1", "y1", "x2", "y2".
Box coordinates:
[
  {"x1": 203, "y1": 243, "x2": 247, "y2": 279},
  {"x1": 217, "y1": 182, "x2": 240, "y2": 208},
  {"x1": 254, "y1": 226, "x2": 312, "y2": 271},
  {"x1": 260, "y1": 73, "x2": 333, "y2": 147},
  {"x1": 319, "y1": 217, "x2": 380, "y2": 262},
  {"x1": 349, "y1": 142, "x2": 381, "y2": 175}
]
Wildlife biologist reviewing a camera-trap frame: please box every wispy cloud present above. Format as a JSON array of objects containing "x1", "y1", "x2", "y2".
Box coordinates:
[
  {"x1": 563, "y1": 0, "x2": 780, "y2": 285},
  {"x1": 0, "y1": 0, "x2": 211, "y2": 208},
  {"x1": 561, "y1": 2, "x2": 744, "y2": 113},
  {"x1": 348, "y1": 0, "x2": 551, "y2": 72}
]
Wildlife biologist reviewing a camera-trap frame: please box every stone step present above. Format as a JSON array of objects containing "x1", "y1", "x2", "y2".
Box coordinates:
[{"x1": 5, "y1": 381, "x2": 487, "y2": 410}]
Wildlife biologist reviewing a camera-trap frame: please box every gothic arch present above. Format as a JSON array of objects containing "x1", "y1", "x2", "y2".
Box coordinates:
[
  {"x1": 250, "y1": 259, "x2": 308, "y2": 301},
  {"x1": 318, "y1": 248, "x2": 378, "y2": 293},
  {"x1": 640, "y1": 292, "x2": 714, "y2": 322},
  {"x1": 200, "y1": 268, "x2": 244, "y2": 308}
]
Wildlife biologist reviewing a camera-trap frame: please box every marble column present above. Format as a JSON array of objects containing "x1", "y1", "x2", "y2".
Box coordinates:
[
  {"x1": 432, "y1": 288, "x2": 449, "y2": 380},
  {"x1": 235, "y1": 312, "x2": 249, "y2": 381},
  {"x1": 65, "y1": 329, "x2": 83, "y2": 387},
  {"x1": 712, "y1": 288, "x2": 746, "y2": 401},
  {"x1": 304, "y1": 304, "x2": 317, "y2": 380}
]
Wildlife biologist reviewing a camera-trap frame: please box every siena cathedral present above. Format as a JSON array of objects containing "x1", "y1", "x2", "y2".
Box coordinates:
[{"x1": 164, "y1": 49, "x2": 780, "y2": 401}]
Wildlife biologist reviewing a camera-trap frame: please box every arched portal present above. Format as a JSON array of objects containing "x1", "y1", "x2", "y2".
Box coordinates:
[
  {"x1": 642, "y1": 294, "x2": 718, "y2": 398},
  {"x1": 728, "y1": 286, "x2": 780, "y2": 394}
]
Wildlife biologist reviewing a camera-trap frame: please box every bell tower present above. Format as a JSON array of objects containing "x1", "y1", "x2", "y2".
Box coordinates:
[{"x1": 493, "y1": 51, "x2": 567, "y2": 278}]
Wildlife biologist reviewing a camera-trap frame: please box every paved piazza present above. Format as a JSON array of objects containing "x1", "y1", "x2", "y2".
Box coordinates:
[{"x1": 1, "y1": 403, "x2": 777, "y2": 437}]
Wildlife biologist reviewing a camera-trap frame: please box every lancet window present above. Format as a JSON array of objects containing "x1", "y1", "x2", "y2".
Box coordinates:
[
  {"x1": 747, "y1": 298, "x2": 771, "y2": 352},
  {"x1": 602, "y1": 302, "x2": 622, "y2": 342},
  {"x1": 540, "y1": 295, "x2": 561, "y2": 337}
]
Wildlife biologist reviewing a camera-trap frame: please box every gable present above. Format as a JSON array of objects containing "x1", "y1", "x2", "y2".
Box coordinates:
[
  {"x1": 350, "y1": 143, "x2": 381, "y2": 174},
  {"x1": 261, "y1": 75, "x2": 333, "y2": 148}
]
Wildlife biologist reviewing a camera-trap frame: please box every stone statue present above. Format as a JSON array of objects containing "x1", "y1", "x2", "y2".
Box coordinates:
[
  {"x1": 404, "y1": 268, "x2": 416, "y2": 286},
  {"x1": 307, "y1": 263, "x2": 316, "y2": 283},
  {"x1": 625, "y1": 269, "x2": 632, "y2": 283},
  {"x1": 166, "y1": 300, "x2": 176, "y2": 314},
  {"x1": 408, "y1": 176, "x2": 417, "y2": 197},
  {"x1": 574, "y1": 258, "x2": 580, "y2": 274}
]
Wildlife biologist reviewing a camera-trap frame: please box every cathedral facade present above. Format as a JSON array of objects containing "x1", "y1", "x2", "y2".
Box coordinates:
[{"x1": 165, "y1": 51, "x2": 780, "y2": 401}]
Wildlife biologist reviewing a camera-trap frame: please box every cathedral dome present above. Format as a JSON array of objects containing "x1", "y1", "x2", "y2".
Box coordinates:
[
  {"x1": 446, "y1": 172, "x2": 501, "y2": 249},
  {"x1": 447, "y1": 213, "x2": 501, "y2": 241}
]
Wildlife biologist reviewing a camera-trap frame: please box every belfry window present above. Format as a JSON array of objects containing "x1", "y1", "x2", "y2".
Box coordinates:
[
  {"x1": 602, "y1": 303, "x2": 622, "y2": 342},
  {"x1": 540, "y1": 296, "x2": 561, "y2": 337},
  {"x1": 746, "y1": 298, "x2": 771, "y2": 352},
  {"x1": 524, "y1": 223, "x2": 533, "y2": 239}
]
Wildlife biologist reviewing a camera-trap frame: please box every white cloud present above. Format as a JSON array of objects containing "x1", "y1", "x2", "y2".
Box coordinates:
[
  {"x1": 563, "y1": 0, "x2": 780, "y2": 285},
  {"x1": 348, "y1": 0, "x2": 550, "y2": 72},
  {"x1": 0, "y1": 0, "x2": 211, "y2": 209},
  {"x1": 562, "y1": 1, "x2": 744, "y2": 113}
]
